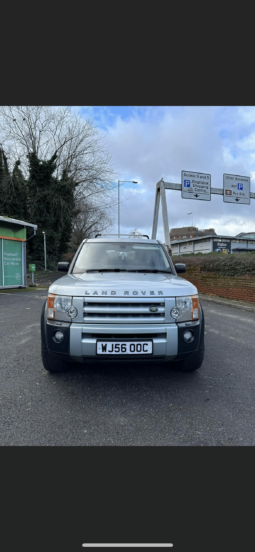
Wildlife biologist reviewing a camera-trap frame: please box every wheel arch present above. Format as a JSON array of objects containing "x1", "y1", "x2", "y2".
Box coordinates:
[
  {"x1": 41, "y1": 299, "x2": 47, "y2": 348},
  {"x1": 199, "y1": 301, "x2": 205, "y2": 346}
]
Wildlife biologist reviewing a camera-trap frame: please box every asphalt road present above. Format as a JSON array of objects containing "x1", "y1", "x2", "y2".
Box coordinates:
[{"x1": 1, "y1": 289, "x2": 255, "y2": 446}]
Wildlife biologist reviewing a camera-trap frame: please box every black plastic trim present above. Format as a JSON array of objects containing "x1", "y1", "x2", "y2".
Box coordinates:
[
  {"x1": 40, "y1": 299, "x2": 47, "y2": 348},
  {"x1": 46, "y1": 322, "x2": 71, "y2": 354},
  {"x1": 175, "y1": 303, "x2": 204, "y2": 359}
]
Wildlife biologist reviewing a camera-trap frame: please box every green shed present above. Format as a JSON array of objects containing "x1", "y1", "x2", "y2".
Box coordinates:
[{"x1": 0, "y1": 216, "x2": 37, "y2": 289}]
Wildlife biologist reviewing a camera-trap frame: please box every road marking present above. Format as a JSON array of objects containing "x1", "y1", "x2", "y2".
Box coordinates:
[
  {"x1": 206, "y1": 328, "x2": 255, "y2": 347},
  {"x1": 22, "y1": 323, "x2": 40, "y2": 329},
  {"x1": 82, "y1": 546, "x2": 174, "y2": 549},
  {"x1": 206, "y1": 309, "x2": 255, "y2": 324},
  {"x1": 17, "y1": 337, "x2": 32, "y2": 345},
  {"x1": 16, "y1": 323, "x2": 40, "y2": 337}
]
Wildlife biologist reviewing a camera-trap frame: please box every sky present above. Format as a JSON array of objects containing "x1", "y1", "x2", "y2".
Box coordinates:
[{"x1": 71, "y1": 106, "x2": 255, "y2": 242}]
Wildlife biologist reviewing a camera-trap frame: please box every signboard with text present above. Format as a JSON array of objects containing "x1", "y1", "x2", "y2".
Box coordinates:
[
  {"x1": 0, "y1": 240, "x2": 2, "y2": 286},
  {"x1": 3, "y1": 240, "x2": 22, "y2": 286},
  {"x1": 223, "y1": 174, "x2": 250, "y2": 204},
  {"x1": 181, "y1": 170, "x2": 211, "y2": 201},
  {"x1": 213, "y1": 238, "x2": 231, "y2": 253}
]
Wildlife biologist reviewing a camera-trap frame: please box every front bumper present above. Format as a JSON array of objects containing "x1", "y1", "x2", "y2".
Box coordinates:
[
  {"x1": 70, "y1": 323, "x2": 178, "y2": 362},
  {"x1": 45, "y1": 320, "x2": 202, "y2": 363}
]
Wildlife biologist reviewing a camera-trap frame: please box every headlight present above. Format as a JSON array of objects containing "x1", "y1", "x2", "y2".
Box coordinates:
[
  {"x1": 170, "y1": 295, "x2": 199, "y2": 322},
  {"x1": 54, "y1": 296, "x2": 72, "y2": 312},
  {"x1": 47, "y1": 294, "x2": 77, "y2": 320}
]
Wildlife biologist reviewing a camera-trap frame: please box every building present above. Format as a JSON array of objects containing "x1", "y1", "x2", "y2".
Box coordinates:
[
  {"x1": 0, "y1": 216, "x2": 37, "y2": 289},
  {"x1": 171, "y1": 233, "x2": 255, "y2": 255},
  {"x1": 235, "y1": 232, "x2": 255, "y2": 239},
  {"x1": 170, "y1": 226, "x2": 217, "y2": 242}
]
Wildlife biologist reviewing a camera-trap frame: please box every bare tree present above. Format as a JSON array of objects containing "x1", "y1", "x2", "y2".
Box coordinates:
[
  {"x1": 0, "y1": 106, "x2": 117, "y2": 207},
  {"x1": 69, "y1": 198, "x2": 115, "y2": 253}
]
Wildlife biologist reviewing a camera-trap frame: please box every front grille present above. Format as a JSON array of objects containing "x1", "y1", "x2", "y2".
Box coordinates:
[
  {"x1": 83, "y1": 298, "x2": 165, "y2": 323},
  {"x1": 82, "y1": 332, "x2": 167, "y2": 339}
]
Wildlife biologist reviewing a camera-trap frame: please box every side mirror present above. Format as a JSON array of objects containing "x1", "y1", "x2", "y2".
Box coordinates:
[
  {"x1": 58, "y1": 262, "x2": 70, "y2": 272},
  {"x1": 175, "y1": 263, "x2": 186, "y2": 273}
]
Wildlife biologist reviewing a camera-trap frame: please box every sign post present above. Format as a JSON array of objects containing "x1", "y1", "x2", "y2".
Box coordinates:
[
  {"x1": 28, "y1": 263, "x2": 36, "y2": 287},
  {"x1": 151, "y1": 174, "x2": 255, "y2": 248}
]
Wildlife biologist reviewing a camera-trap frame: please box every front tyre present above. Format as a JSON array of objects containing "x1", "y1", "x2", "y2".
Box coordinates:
[
  {"x1": 41, "y1": 342, "x2": 71, "y2": 373},
  {"x1": 176, "y1": 341, "x2": 204, "y2": 372}
]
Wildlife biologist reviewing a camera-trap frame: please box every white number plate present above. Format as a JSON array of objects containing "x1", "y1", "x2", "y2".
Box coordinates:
[{"x1": 96, "y1": 340, "x2": 153, "y2": 355}]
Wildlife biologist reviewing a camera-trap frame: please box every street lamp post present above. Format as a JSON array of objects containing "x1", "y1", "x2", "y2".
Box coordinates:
[
  {"x1": 118, "y1": 180, "x2": 138, "y2": 237},
  {"x1": 42, "y1": 231, "x2": 47, "y2": 271}
]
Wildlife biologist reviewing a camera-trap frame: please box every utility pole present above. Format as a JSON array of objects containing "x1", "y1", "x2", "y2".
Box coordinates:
[{"x1": 118, "y1": 180, "x2": 138, "y2": 237}]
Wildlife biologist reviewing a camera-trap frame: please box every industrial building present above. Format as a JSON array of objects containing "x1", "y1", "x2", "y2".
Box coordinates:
[
  {"x1": 171, "y1": 232, "x2": 255, "y2": 255},
  {"x1": 170, "y1": 226, "x2": 217, "y2": 242}
]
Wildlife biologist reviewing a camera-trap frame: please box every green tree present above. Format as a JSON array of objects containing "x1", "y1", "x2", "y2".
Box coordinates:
[
  {"x1": 9, "y1": 160, "x2": 27, "y2": 220},
  {"x1": 0, "y1": 148, "x2": 27, "y2": 221},
  {"x1": 26, "y1": 151, "x2": 76, "y2": 264},
  {"x1": 56, "y1": 168, "x2": 77, "y2": 256},
  {"x1": 0, "y1": 147, "x2": 5, "y2": 214},
  {"x1": 0, "y1": 147, "x2": 11, "y2": 217}
]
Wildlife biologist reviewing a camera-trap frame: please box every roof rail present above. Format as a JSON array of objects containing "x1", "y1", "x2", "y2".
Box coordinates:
[{"x1": 95, "y1": 233, "x2": 150, "y2": 239}]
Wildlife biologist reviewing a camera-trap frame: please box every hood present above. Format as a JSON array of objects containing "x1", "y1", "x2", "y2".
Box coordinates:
[{"x1": 49, "y1": 272, "x2": 198, "y2": 297}]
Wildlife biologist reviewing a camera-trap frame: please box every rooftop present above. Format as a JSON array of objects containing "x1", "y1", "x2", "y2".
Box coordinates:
[
  {"x1": 171, "y1": 234, "x2": 255, "y2": 244},
  {"x1": 0, "y1": 215, "x2": 37, "y2": 229}
]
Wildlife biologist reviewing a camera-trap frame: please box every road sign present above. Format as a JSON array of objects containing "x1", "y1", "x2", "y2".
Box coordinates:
[
  {"x1": 181, "y1": 171, "x2": 211, "y2": 201},
  {"x1": 223, "y1": 174, "x2": 250, "y2": 204},
  {"x1": 29, "y1": 264, "x2": 36, "y2": 272}
]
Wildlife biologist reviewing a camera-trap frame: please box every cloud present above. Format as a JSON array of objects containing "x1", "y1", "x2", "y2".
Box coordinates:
[{"x1": 80, "y1": 106, "x2": 255, "y2": 240}]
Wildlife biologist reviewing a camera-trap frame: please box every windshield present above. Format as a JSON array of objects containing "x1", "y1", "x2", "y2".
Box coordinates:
[{"x1": 72, "y1": 242, "x2": 172, "y2": 274}]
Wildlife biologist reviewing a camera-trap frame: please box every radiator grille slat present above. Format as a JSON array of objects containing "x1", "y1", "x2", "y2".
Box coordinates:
[{"x1": 83, "y1": 299, "x2": 165, "y2": 323}]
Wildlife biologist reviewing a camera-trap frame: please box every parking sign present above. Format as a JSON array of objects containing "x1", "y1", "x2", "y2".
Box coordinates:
[
  {"x1": 223, "y1": 174, "x2": 250, "y2": 204},
  {"x1": 181, "y1": 171, "x2": 211, "y2": 201}
]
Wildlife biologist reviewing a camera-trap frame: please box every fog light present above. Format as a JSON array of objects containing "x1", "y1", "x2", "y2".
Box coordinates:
[
  {"x1": 53, "y1": 330, "x2": 64, "y2": 343},
  {"x1": 171, "y1": 306, "x2": 181, "y2": 319},
  {"x1": 183, "y1": 330, "x2": 194, "y2": 343}
]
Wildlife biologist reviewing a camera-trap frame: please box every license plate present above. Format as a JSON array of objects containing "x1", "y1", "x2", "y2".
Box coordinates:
[{"x1": 96, "y1": 340, "x2": 153, "y2": 355}]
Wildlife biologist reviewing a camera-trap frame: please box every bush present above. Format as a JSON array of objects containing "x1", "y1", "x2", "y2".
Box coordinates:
[{"x1": 172, "y1": 253, "x2": 255, "y2": 276}]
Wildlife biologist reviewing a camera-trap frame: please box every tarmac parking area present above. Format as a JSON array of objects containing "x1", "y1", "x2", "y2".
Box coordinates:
[{"x1": 1, "y1": 289, "x2": 255, "y2": 446}]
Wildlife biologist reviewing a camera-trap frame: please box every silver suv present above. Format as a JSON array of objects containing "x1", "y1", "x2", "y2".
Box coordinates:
[{"x1": 41, "y1": 236, "x2": 205, "y2": 372}]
